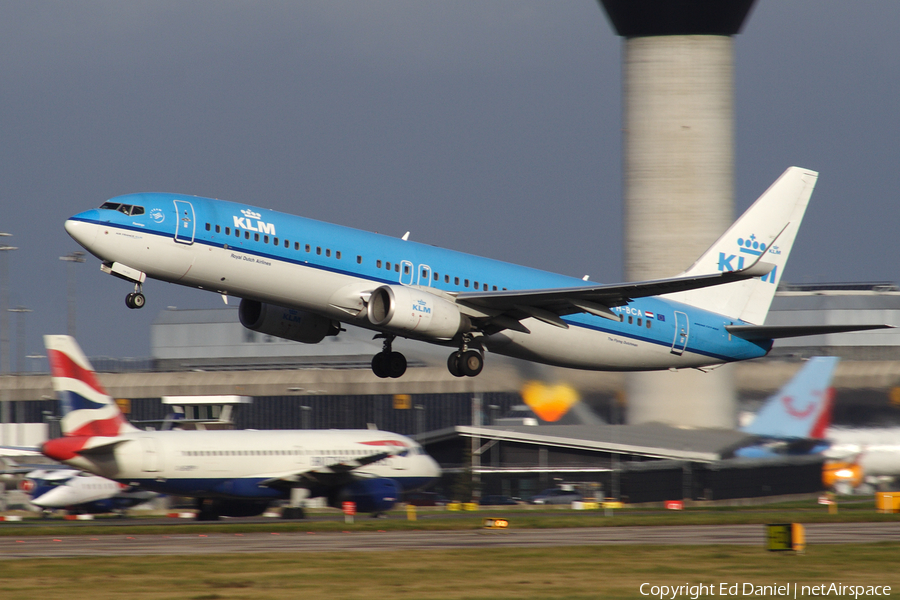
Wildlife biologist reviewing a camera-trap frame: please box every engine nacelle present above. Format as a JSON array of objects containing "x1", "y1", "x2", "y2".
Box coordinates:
[
  {"x1": 367, "y1": 285, "x2": 467, "y2": 340},
  {"x1": 239, "y1": 299, "x2": 339, "y2": 344},
  {"x1": 329, "y1": 478, "x2": 401, "y2": 514}
]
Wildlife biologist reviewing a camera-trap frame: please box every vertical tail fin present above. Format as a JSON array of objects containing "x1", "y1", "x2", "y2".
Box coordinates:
[
  {"x1": 741, "y1": 357, "x2": 839, "y2": 439},
  {"x1": 43, "y1": 335, "x2": 137, "y2": 437},
  {"x1": 664, "y1": 167, "x2": 818, "y2": 324}
]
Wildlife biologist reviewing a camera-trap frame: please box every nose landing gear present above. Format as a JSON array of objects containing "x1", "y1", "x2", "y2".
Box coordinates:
[{"x1": 125, "y1": 283, "x2": 145, "y2": 309}]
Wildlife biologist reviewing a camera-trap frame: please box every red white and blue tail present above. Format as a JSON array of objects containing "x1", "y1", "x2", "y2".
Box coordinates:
[{"x1": 43, "y1": 335, "x2": 138, "y2": 437}]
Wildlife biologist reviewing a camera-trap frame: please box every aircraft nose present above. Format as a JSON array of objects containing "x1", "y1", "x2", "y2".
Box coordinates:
[
  {"x1": 427, "y1": 455, "x2": 442, "y2": 480},
  {"x1": 65, "y1": 211, "x2": 100, "y2": 249}
]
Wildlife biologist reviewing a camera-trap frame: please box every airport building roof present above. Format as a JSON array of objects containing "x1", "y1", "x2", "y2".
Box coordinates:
[{"x1": 419, "y1": 422, "x2": 755, "y2": 463}]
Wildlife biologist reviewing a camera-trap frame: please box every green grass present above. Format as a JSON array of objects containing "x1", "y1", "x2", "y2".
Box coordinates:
[{"x1": 0, "y1": 544, "x2": 898, "y2": 600}]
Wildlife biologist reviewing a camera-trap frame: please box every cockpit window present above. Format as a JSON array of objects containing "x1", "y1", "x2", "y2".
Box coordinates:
[{"x1": 99, "y1": 202, "x2": 145, "y2": 216}]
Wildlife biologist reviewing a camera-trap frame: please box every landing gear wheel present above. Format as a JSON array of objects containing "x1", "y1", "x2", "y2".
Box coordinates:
[
  {"x1": 372, "y1": 351, "x2": 407, "y2": 378},
  {"x1": 125, "y1": 292, "x2": 145, "y2": 309},
  {"x1": 372, "y1": 352, "x2": 390, "y2": 378},
  {"x1": 459, "y1": 350, "x2": 484, "y2": 377},
  {"x1": 447, "y1": 351, "x2": 464, "y2": 377},
  {"x1": 371, "y1": 334, "x2": 407, "y2": 379},
  {"x1": 388, "y1": 351, "x2": 407, "y2": 378}
]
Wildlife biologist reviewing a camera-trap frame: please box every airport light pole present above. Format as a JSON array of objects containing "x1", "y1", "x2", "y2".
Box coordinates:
[
  {"x1": 8, "y1": 306, "x2": 30, "y2": 444},
  {"x1": 9, "y1": 306, "x2": 32, "y2": 373},
  {"x1": 59, "y1": 251, "x2": 85, "y2": 337},
  {"x1": 0, "y1": 234, "x2": 17, "y2": 444}
]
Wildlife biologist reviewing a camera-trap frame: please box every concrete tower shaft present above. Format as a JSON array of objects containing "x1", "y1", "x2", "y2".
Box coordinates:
[
  {"x1": 623, "y1": 35, "x2": 734, "y2": 281},
  {"x1": 599, "y1": 0, "x2": 758, "y2": 428}
]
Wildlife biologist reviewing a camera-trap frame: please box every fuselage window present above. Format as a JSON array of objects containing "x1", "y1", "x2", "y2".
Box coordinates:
[
  {"x1": 404, "y1": 265, "x2": 410, "y2": 275},
  {"x1": 205, "y1": 223, "x2": 211, "y2": 231},
  {"x1": 325, "y1": 249, "x2": 331, "y2": 257},
  {"x1": 336, "y1": 251, "x2": 341, "y2": 259},
  {"x1": 215, "y1": 225, "x2": 221, "y2": 234},
  {"x1": 445, "y1": 275, "x2": 450, "y2": 283},
  {"x1": 492, "y1": 286, "x2": 497, "y2": 291},
  {"x1": 284, "y1": 239, "x2": 289, "y2": 248},
  {"x1": 295, "y1": 242, "x2": 300, "y2": 250},
  {"x1": 646, "y1": 320, "x2": 652, "y2": 329},
  {"x1": 305, "y1": 244, "x2": 311, "y2": 252},
  {"x1": 377, "y1": 260, "x2": 382, "y2": 268},
  {"x1": 385, "y1": 261, "x2": 391, "y2": 270},
  {"x1": 628, "y1": 316, "x2": 633, "y2": 325},
  {"x1": 273, "y1": 237, "x2": 278, "y2": 245},
  {"x1": 464, "y1": 279, "x2": 469, "y2": 288},
  {"x1": 316, "y1": 247, "x2": 322, "y2": 255},
  {"x1": 483, "y1": 283, "x2": 488, "y2": 291},
  {"x1": 474, "y1": 281, "x2": 478, "y2": 289},
  {"x1": 264, "y1": 235, "x2": 269, "y2": 244},
  {"x1": 225, "y1": 227, "x2": 231, "y2": 235},
  {"x1": 637, "y1": 318, "x2": 642, "y2": 327},
  {"x1": 422, "y1": 268, "x2": 427, "y2": 279},
  {"x1": 245, "y1": 231, "x2": 250, "y2": 240},
  {"x1": 395, "y1": 263, "x2": 400, "y2": 273},
  {"x1": 454, "y1": 277, "x2": 459, "y2": 285},
  {"x1": 434, "y1": 272, "x2": 439, "y2": 281},
  {"x1": 254, "y1": 233, "x2": 260, "y2": 242}
]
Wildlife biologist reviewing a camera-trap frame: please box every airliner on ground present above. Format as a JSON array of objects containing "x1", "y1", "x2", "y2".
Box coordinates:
[
  {"x1": 734, "y1": 357, "x2": 839, "y2": 458},
  {"x1": 64, "y1": 167, "x2": 888, "y2": 378},
  {"x1": 40, "y1": 336, "x2": 441, "y2": 520},
  {"x1": 21, "y1": 468, "x2": 156, "y2": 515}
]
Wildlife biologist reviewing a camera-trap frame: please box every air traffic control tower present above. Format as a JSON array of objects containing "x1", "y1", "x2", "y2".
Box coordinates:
[{"x1": 598, "y1": 0, "x2": 757, "y2": 428}]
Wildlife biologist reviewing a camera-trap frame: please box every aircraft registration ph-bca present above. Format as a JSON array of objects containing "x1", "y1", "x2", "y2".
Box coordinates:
[
  {"x1": 64, "y1": 167, "x2": 889, "y2": 378},
  {"x1": 41, "y1": 335, "x2": 441, "y2": 520}
]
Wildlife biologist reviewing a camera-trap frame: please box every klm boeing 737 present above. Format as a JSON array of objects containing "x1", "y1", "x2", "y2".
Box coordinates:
[{"x1": 64, "y1": 167, "x2": 887, "y2": 378}]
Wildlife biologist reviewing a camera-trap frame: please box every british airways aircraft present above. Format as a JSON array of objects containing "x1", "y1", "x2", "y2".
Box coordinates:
[
  {"x1": 63, "y1": 167, "x2": 887, "y2": 378},
  {"x1": 21, "y1": 468, "x2": 156, "y2": 515},
  {"x1": 41, "y1": 335, "x2": 441, "y2": 520}
]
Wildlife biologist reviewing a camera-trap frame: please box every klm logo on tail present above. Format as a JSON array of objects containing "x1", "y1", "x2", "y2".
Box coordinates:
[{"x1": 718, "y1": 235, "x2": 780, "y2": 284}]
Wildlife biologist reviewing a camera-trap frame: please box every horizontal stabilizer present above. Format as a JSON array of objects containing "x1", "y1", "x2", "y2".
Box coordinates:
[
  {"x1": 726, "y1": 323, "x2": 893, "y2": 341},
  {"x1": 76, "y1": 438, "x2": 131, "y2": 456}
]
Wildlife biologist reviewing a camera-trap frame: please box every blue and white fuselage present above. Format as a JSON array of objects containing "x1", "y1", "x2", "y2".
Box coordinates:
[{"x1": 65, "y1": 168, "x2": 882, "y2": 377}]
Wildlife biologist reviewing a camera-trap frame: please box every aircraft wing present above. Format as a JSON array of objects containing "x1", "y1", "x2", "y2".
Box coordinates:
[
  {"x1": 456, "y1": 261, "x2": 774, "y2": 333},
  {"x1": 259, "y1": 450, "x2": 396, "y2": 489},
  {"x1": 726, "y1": 323, "x2": 893, "y2": 340}
]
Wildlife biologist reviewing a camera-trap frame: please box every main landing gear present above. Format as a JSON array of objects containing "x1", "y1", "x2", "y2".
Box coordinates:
[
  {"x1": 447, "y1": 334, "x2": 483, "y2": 378},
  {"x1": 125, "y1": 283, "x2": 145, "y2": 309},
  {"x1": 371, "y1": 334, "x2": 407, "y2": 379}
]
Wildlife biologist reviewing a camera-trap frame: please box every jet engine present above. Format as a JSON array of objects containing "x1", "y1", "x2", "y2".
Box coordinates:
[
  {"x1": 367, "y1": 285, "x2": 468, "y2": 340},
  {"x1": 239, "y1": 299, "x2": 339, "y2": 344},
  {"x1": 329, "y1": 478, "x2": 401, "y2": 514}
]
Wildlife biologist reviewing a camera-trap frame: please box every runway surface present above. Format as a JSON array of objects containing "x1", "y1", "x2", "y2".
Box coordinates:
[{"x1": 2, "y1": 522, "x2": 900, "y2": 559}]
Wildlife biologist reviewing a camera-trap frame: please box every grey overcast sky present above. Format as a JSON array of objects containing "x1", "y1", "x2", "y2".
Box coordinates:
[{"x1": 1, "y1": 1, "x2": 898, "y2": 362}]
